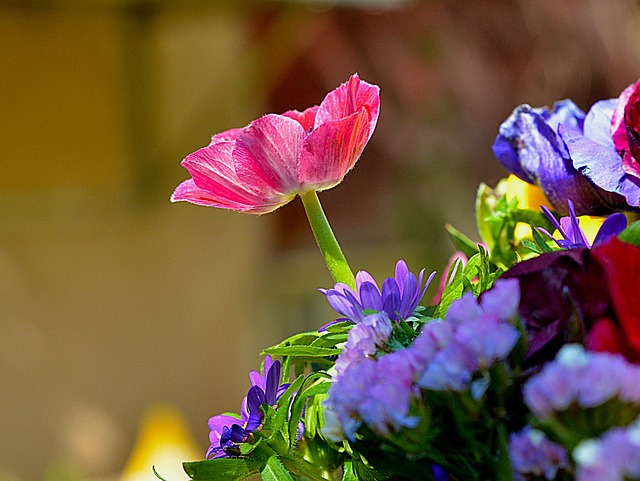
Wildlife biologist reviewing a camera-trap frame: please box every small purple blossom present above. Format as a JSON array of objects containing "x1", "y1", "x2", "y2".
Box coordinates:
[
  {"x1": 333, "y1": 312, "x2": 393, "y2": 381},
  {"x1": 523, "y1": 344, "x2": 640, "y2": 421},
  {"x1": 509, "y1": 426, "x2": 570, "y2": 480},
  {"x1": 321, "y1": 260, "x2": 435, "y2": 323},
  {"x1": 417, "y1": 279, "x2": 521, "y2": 392},
  {"x1": 323, "y1": 348, "x2": 421, "y2": 441},
  {"x1": 539, "y1": 199, "x2": 627, "y2": 249},
  {"x1": 206, "y1": 356, "x2": 289, "y2": 458},
  {"x1": 574, "y1": 418, "x2": 640, "y2": 481}
]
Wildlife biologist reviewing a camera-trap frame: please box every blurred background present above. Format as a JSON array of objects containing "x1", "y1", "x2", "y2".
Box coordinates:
[{"x1": 1, "y1": 0, "x2": 640, "y2": 479}]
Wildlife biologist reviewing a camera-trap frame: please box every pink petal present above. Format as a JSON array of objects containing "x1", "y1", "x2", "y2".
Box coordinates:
[
  {"x1": 210, "y1": 127, "x2": 243, "y2": 145},
  {"x1": 171, "y1": 179, "x2": 285, "y2": 214},
  {"x1": 315, "y1": 73, "x2": 380, "y2": 142},
  {"x1": 299, "y1": 109, "x2": 370, "y2": 190},
  {"x1": 282, "y1": 106, "x2": 319, "y2": 132},
  {"x1": 172, "y1": 142, "x2": 287, "y2": 214},
  {"x1": 234, "y1": 114, "x2": 305, "y2": 195},
  {"x1": 611, "y1": 81, "x2": 637, "y2": 152}
]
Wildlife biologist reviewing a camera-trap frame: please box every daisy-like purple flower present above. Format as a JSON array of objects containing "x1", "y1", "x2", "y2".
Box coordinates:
[
  {"x1": 539, "y1": 199, "x2": 628, "y2": 249},
  {"x1": 321, "y1": 260, "x2": 435, "y2": 323},
  {"x1": 206, "y1": 356, "x2": 288, "y2": 458}
]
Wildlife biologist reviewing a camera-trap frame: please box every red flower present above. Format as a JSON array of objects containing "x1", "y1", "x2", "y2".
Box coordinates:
[{"x1": 587, "y1": 237, "x2": 640, "y2": 360}]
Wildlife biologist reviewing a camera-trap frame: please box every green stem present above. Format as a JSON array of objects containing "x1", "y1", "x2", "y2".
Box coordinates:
[{"x1": 300, "y1": 190, "x2": 356, "y2": 289}]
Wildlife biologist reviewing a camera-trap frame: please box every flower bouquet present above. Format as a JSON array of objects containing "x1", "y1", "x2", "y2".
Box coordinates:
[{"x1": 161, "y1": 74, "x2": 640, "y2": 481}]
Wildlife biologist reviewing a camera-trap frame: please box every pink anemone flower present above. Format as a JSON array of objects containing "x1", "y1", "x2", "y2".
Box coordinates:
[{"x1": 171, "y1": 74, "x2": 380, "y2": 214}]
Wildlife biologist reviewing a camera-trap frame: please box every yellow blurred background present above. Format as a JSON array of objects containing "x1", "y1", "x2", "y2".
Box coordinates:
[{"x1": 1, "y1": 0, "x2": 639, "y2": 479}]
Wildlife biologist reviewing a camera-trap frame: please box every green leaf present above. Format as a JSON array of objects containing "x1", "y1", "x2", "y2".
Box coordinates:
[
  {"x1": 434, "y1": 258, "x2": 464, "y2": 318},
  {"x1": 445, "y1": 223, "x2": 480, "y2": 259},
  {"x1": 183, "y1": 458, "x2": 265, "y2": 481},
  {"x1": 342, "y1": 459, "x2": 358, "y2": 481},
  {"x1": 153, "y1": 466, "x2": 170, "y2": 481},
  {"x1": 261, "y1": 456, "x2": 295, "y2": 481},
  {"x1": 520, "y1": 239, "x2": 540, "y2": 254},
  {"x1": 263, "y1": 345, "x2": 342, "y2": 358},
  {"x1": 531, "y1": 226, "x2": 556, "y2": 253},
  {"x1": 619, "y1": 219, "x2": 640, "y2": 247}
]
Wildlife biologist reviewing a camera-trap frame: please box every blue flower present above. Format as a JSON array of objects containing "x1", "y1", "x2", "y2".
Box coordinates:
[
  {"x1": 321, "y1": 260, "x2": 435, "y2": 323},
  {"x1": 493, "y1": 101, "x2": 630, "y2": 215}
]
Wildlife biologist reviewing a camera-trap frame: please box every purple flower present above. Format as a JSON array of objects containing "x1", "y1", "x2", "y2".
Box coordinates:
[
  {"x1": 323, "y1": 348, "x2": 421, "y2": 442},
  {"x1": 416, "y1": 280, "x2": 521, "y2": 392},
  {"x1": 523, "y1": 344, "x2": 640, "y2": 420},
  {"x1": 539, "y1": 200, "x2": 627, "y2": 249},
  {"x1": 509, "y1": 426, "x2": 570, "y2": 480},
  {"x1": 206, "y1": 356, "x2": 288, "y2": 458},
  {"x1": 493, "y1": 101, "x2": 630, "y2": 215},
  {"x1": 321, "y1": 260, "x2": 435, "y2": 323},
  {"x1": 574, "y1": 418, "x2": 640, "y2": 481},
  {"x1": 333, "y1": 312, "x2": 393, "y2": 381}
]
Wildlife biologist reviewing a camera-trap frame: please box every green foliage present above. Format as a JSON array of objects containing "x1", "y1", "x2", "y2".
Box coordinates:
[
  {"x1": 474, "y1": 182, "x2": 554, "y2": 268},
  {"x1": 433, "y1": 245, "x2": 502, "y2": 318},
  {"x1": 618, "y1": 218, "x2": 640, "y2": 247}
]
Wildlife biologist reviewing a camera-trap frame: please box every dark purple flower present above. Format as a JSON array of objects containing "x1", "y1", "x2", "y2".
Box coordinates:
[
  {"x1": 539, "y1": 200, "x2": 627, "y2": 249},
  {"x1": 501, "y1": 237, "x2": 640, "y2": 365},
  {"x1": 493, "y1": 101, "x2": 630, "y2": 215},
  {"x1": 206, "y1": 357, "x2": 288, "y2": 458},
  {"x1": 321, "y1": 260, "x2": 435, "y2": 323}
]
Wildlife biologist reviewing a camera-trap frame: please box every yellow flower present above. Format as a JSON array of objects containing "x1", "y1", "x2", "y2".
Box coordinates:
[{"x1": 120, "y1": 404, "x2": 200, "y2": 481}]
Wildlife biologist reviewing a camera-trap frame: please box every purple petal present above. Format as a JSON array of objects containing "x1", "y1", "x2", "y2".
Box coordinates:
[
  {"x1": 592, "y1": 213, "x2": 627, "y2": 246},
  {"x1": 265, "y1": 360, "x2": 281, "y2": 405},
  {"x1": 562, "y1": 125, "x2": 640, "y2": 207},
  {"x1": 358, "y1": 281, "x2": 384, "y2": 311},
  {"x1": 381, "y1": 278, "x2": 401, "y2": 319},
  {"x1": 394, "y1": 260, "x2": 410, "y2": 294},
  {"x1": 398, "y1": 272, "x2": 418, "y2": 318}
]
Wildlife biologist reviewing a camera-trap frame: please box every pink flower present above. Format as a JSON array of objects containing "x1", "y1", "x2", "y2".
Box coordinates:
[{"x1": 171, "y1": 74, "x2": 380, "y2": 214}]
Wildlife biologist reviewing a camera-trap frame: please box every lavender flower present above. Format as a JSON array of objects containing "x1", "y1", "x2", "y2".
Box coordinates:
[
  {"x1": 509, "y1": 426, "x2": 570, "y2": 480},
  {"x1": 573, "y1": 417, "x2": 640, "y2": 481},
  {"x1": 332, "y1": 312, "x2": 393, "y2": 381},
  {"x1": 417, "y1": 279, "x2": 521, "y2": 392},
  {"x1": 323, "y1": 348, "x2": 421, "y2": 442},
  {"x1": 539, "y1": 199, "x2": 627, "y2": 249},
  {"x1": 206, "y1": 356, "x2": 289, "y2": 458},
  {"x1": 523, "y1": 344, "x2": 640, "y2": 421},
  {"x1": 321, "y1": 260, "x2": 435, "y2": 323}
]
